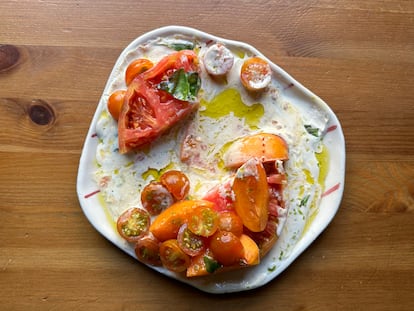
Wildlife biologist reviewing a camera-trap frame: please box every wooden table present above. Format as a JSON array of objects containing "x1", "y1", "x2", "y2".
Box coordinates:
[{"x1": 1, "y1": 1, "x2": 413, "y2": 310}]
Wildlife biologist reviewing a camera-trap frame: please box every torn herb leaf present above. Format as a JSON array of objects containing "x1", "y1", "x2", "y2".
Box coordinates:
[
  {"x1": 299, "y1": 194, "x2": 310, "y2": 207},
  {"x1": 158, "y1": 69, "x2": 201, "y2": 101},
  {"x1": 203, "y1": 256, "x2": 221, "y2": 273},
  {"x1": 304, "y1": 125, "x2": 320, "y2": 137},
  {"x1": 161, "y1": 40, "x2": 195, "y2": 51}
]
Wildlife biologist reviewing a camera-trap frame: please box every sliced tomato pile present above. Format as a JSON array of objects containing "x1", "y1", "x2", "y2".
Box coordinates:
[{"x1": 115, "y1": 136, "x2": 288, "y2": 277}]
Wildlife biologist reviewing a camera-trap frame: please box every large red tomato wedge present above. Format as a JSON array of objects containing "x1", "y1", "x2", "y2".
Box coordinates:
[{"x1": 118, "y1": 50, "x2": 199, "y2": 154}]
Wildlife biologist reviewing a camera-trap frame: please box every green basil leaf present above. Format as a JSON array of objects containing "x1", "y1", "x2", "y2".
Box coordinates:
[
  {"x1": 158, "y1": 69, "x2": 200, "y2": 101},
  {"x1": 164, "y1": 40, "x2": 195, "y2": 51},
  {"x1": 203, "y1": 256, "x2": 221, "y2": 274},
  {"x1": 304, "y1": 125, "x2": 320, "y2": 137}
]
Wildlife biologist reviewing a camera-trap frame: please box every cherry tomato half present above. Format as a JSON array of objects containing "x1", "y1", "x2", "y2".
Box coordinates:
[
  {"x1": 107, "y1": 89, "x2": 126, "y2": 121},
  {"x1": 210, "y1": 231, "x2": 244, "y2": 266},
  {"x1": 217, "y1": 211, "x2": 244, "y2": 237},
  {"x1": 160, "y1": 170, "x2": 190, "y2": 201},
  {"x1": 177, "y1": 224, "x2": 206, "y2": 257},
  {"x1": 134, "y1": 235, "x2": 162, "y2": 266},
  {"x1": 116, "y1": 208, "x2": 150, "y2": 243},
  {"x1": 141, "y1": 181, "x2": 174, "y2": 216},
  {"x1": 240, "y1": 57, "x2": 271, "y2": 91},
  {"x1": 125, "y1": 58, "x2": 154, "y2": 86},
  {"x1": 187, "y1": 206, "x2": 219, "y2": 237},
  {"x1": 159, "y1": 239, "x2": 190, "y2": 273}
]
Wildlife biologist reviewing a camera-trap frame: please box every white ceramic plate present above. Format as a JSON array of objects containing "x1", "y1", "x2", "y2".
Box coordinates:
[{"x1": 77, "y1": 26, "x2": 345, "y2": 294}]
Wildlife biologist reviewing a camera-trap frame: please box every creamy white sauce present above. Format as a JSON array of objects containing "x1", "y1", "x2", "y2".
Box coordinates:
[{"x1": 94, "y1": 35, "x2": 328, "y2": 262}]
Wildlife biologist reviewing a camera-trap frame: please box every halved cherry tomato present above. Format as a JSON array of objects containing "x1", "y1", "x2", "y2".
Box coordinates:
[
  {"x1": 210, "y1": 231, "x2": 244, "y2": 266},
  {"x1": 134, "y1": 235, "x2": 162, "y2": 266},
  {"x1": 149, "y1": 200, "x2": 214, "y2": 241},
  {"x1": 177, "y1": 224, "x2": 205, "y2": 257},
  {"x1": 125, "y1": 58, "x2": 154, "y2": 86},
  {"x1": 116, "y1": 208, "x2": 150, "y2": 243},
  {"x1": 240, "y1": 57, "x2": 271, "y2": 91},
  {"x1": 232, "y1": 158, "x2": 269, "y2": 232},
  {"x1": 160, "y1": 170, "x2": 190, "y2": 201},
  {"x1": 217, "y1": 211, "x2": 244, "y2": 237},
  {"x1": 107, "y1": 89, "x2": 126, "y2": 121},
  {"x1": 187, "y1": 205, "x2": 218, "y2": 237},
  {"x1": 118, "y1": 50, "x2": 199, "y2": 154},
  {"x1": 141, "y1": 181, "x2": 174, "y2": 216},
  {"x1": 159, "y1": 239, "x2": 190, "y2": 273}
]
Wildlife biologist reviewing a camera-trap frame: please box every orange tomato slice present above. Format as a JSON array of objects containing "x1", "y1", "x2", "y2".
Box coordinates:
[
  {"x1": 149, "y1": 199, "x2": 215, "y2": 242},
  {"x1": 232, "y1": 158, "x2": 269, "y2": 232},
  {"x1": 224, "y1": 133, "x2": 289, "y2": 168}
]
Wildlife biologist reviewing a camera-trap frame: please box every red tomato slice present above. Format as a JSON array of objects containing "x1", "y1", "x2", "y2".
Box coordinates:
[{"x1": 118, "y1": 50, "x2": 199, "y2": 154}]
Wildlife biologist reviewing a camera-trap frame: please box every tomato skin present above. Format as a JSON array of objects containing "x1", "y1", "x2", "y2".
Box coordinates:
[
  {"x1": 141, "y1": 181, "x2": 174, "y2": 216},
  {"x1": 210, "y1": 231, "x2": 244, "y2": 266},
  {"x1": 159, "y1": 239, "x2": 191, "y2": 273},
  {"x1": 160, "y1": 170, "x2": 190, "y2": 201},
  {"x1": 107, "y1": 89, "x2": 126, "y2": 121},
  {"x1": 134, "y1": 235, "x2": 162, "y2": 266},
  {"x1": 217, "y1": 211, "x2": 244, "y2": 237},
  {"x1": 116, "y1": 208, "x2": 151, "y2": 243},
  {"x1": 125, "y1": 58, "x2": 154, "y2": 86},
  {"x1": 177, "y1": 224, "x2": 206, "y2": 257},
  {"x1": 240, "y1": 57, "x2": 271, "y2": 91}
]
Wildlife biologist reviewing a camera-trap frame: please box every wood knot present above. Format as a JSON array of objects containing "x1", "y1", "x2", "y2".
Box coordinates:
[
  {"x1": 28, "y1": 100, "x2": 55, "y2": 126},
  {"x1": 0, "y1": 45, "x2": 20, "y2": 72}
]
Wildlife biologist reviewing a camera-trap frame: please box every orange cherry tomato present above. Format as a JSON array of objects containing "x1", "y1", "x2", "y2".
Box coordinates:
[
  {"x1": 187, "y1": 205, "x2": 219, "y2": 237},
  {"x1": 240, "y1": 57, "x2": 271, "y2": 91},
  {"x1": 141, "y1": 181, "x2": 174, "y2": 216},
  {"x1": 107, "y1": 89, "x2": 126, "y2": 121},
  {"x1": 217, "y1": 211, "x2": 244, "y2": 237},
  {"x1": 159, "y1": 239, "x2": 190, "y2": 273},
  {"x1": 160, "y1": 170, "x2": 190, "y2": 201},
  {"x1": 232, "y1": 158, "x2": 269, "y2": 232},
  {"x1": 134, "y1": 235, "x2": 162, "y2": 266},
  {"x1": 116, "y1": 208, "x2": 150, "y2": 243},
  {"x1": 209, "y1": 231, "x2": 244, "y2": 266},
  {"x1": 125, "y1": 58, "x2": 154, "y2": 86},
  {"x1": 177, "y1": 224, "x2": 206, "y2": 257}
]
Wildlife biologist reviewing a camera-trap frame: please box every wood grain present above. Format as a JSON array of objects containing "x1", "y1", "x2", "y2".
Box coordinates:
[{"x1": 1, "y1": 0, "x2": 413, "y2": 310}]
